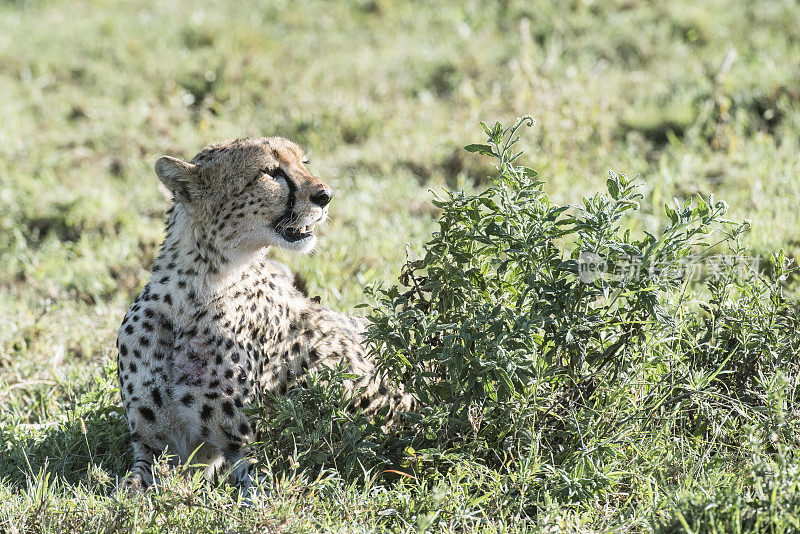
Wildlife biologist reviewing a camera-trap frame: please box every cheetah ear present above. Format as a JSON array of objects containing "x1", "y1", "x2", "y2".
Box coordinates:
[{"x1": 155, "y1": 156, "x2": 201, "y2": 203}]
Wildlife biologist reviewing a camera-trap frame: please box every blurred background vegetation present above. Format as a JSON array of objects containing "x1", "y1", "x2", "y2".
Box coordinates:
[{"x1": 1, "y1": 0, "x2": 799, "y2": 531}]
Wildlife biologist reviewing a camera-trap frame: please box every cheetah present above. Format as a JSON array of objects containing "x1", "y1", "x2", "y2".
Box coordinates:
[{"x1": 116, "y1": 137, "x2": 413, "y2": 495}]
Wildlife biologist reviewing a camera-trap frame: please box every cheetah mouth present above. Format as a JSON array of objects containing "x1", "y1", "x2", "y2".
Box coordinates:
[{"x1": 275, "y1": 222, "x2": 315, "y2": 243}]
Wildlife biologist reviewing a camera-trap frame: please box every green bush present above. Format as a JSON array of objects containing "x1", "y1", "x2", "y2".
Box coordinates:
[{"x1": 364, "y1": 117, "x2": 799, "y2": 507}]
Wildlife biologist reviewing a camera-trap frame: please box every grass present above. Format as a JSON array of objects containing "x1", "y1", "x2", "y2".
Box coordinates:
[{"x1": 1, "y1": 0, "x2": 799, "y2": 531}]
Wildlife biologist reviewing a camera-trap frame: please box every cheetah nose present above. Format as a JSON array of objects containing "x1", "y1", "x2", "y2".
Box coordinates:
[{"x1": 310, "y1": 186, "x2": 333, "y2": 207}]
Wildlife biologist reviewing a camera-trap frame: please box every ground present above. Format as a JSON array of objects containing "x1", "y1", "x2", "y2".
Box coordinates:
[{"x1": 1, "y1": 0, "x2": 799, "y2": 531}]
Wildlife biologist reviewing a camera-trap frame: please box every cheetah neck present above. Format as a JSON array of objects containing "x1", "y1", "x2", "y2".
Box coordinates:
[{"x1": 152, "y1": 203, "x2": 269, "y2": 300}]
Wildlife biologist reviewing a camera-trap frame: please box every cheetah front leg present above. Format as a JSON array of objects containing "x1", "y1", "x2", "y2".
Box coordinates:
[
  {"x1": 223, "y1": 452, "x2": 259, "y2": 498},
  {"x1": 118, "y1": 433, "x2": 168, "y2": 493},
  {"x1": 116, "y1": 299, "x2": 177, "y2": 494},
  {"x1": 207, "y1": 411, "x2": 260, "y2": 499},
  {"x1": 170, "y1": 344, "x2": 262, "y2": 499}
]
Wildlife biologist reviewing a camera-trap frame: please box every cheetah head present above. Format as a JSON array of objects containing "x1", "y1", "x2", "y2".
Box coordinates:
[{"x1": 154, "y1": 137, "x2": 332, "y2": 255}]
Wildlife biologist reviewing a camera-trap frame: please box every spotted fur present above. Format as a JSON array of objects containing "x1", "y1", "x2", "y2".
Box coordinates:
[{"x1": 116, "y1": 137, "x2": 413, "y2": 494}]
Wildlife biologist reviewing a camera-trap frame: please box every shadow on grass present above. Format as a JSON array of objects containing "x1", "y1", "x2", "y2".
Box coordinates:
[{"x1": 0, "y1": 407, "x2": 131, "y2": 492}]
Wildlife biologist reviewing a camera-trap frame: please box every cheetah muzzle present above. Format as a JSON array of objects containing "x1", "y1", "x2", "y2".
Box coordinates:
[
  {"x1": 115, "y1": 136, "x2": 412, "y2": 497},
  {"x1": 269, "y1": 165, "x2": 330, "y2": 246}
]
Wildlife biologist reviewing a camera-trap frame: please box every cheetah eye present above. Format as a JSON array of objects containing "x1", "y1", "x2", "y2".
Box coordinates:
[{"x1": 262, "y1": 168, "x2": 289, "y2": 181}]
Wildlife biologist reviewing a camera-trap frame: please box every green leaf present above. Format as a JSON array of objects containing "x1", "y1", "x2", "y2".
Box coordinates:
[
  {"x1": 664, "y1": 204, "x2": 679, "y2": 224},
  {"x1": 606, "y1": 176, "x2": 620, "y2": 200},
  {"x1": 464, "y1": 144, "x2": 496, "y2": 157},
  {"x1": 696, "y1": 194, "x2": 709, "y2": 218}
]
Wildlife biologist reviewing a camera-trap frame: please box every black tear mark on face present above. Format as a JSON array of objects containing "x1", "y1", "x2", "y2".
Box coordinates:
[{"x1": 273, "y1": 171, "x2": 297, "y2": 229}]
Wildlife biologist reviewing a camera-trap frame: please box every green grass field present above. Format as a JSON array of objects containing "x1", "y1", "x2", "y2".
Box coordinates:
[{"x1": 1, "y1": 0, "x2": 800, "y2": 531}]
